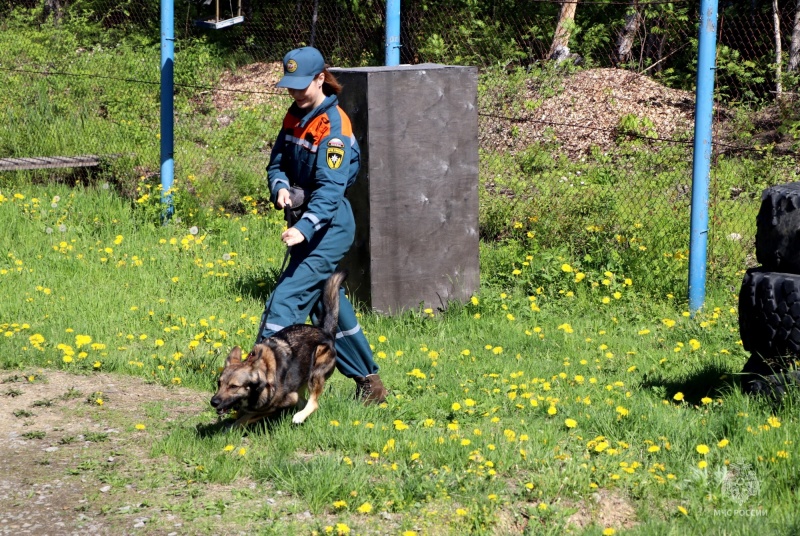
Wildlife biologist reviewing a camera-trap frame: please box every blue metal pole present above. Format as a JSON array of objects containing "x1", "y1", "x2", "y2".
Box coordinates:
[
  {"x1": 160, "y1": 0, "x2": 175, "y2": 221},
  {"x1": 385, "y1": 0, "x2": 400, "y2": 66},
  {"x1": 688, "y1": 0, "x2": 718, "y2": 315}
]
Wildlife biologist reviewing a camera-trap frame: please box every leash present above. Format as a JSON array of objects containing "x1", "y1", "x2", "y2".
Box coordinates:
[{"x1": 254, "y1": 205, "x2": 293, "y2": 345}]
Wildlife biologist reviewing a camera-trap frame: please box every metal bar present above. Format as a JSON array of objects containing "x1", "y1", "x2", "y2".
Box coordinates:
[
  {"x1": 688, "y1": 0, "x2": 719, "y2": 315},
  {"x1": 385, "y1": 0, "x2": 400, "y2": 66},
  {"x1": 161, "y1": 0, "x2": 175, "y2": 221}
]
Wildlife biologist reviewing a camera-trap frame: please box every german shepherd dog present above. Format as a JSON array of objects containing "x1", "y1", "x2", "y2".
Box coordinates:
[{"x1": 210, "y1": 271, "x2": 345, "y2": 427}]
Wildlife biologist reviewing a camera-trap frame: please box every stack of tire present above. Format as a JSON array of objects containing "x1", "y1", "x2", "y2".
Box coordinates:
[{"x1": 739, "y1": 182, "x2": 800, "y2": 396}]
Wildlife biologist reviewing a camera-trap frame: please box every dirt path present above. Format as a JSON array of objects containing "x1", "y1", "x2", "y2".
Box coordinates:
[{"x1": 0, "y1": 370, "x2": 208, "y2": 535}]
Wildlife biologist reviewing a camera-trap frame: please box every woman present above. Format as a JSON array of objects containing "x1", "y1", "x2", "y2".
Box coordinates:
[{"x1": 257, "y1": 46, "x2": 387, "y2": 404}]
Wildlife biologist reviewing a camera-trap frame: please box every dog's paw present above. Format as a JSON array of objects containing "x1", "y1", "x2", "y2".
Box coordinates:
[{"x1": 291, "y1": 413, "x2": 308, "y2": 425}]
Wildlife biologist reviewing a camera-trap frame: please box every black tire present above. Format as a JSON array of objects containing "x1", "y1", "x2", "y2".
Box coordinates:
[
  {"x1": 738, "y1": 268, "x2": 800, "y2": 370},
  {"x1": 755, "y1": 182, "x2": 800, "y2": 273}
]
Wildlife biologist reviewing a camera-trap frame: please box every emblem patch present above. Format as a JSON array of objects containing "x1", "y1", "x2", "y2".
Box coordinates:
[
  {"x1": 327, "y1": 138, "x2": 345, "y2": 148},
  {"x1": 326, "y1": 147, "x2": 345, "y2": 169},
  {"x1": 286, "y1": 59, "x2": 298, "y2": 73}
]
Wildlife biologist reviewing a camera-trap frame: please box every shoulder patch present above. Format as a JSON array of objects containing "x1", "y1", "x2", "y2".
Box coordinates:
[
  {"x1": 326, "y1": 147, "x2": 345, "y2": 169},
  {"x1": 327, "y1": 138, "x2": 345, "y2": 148}
]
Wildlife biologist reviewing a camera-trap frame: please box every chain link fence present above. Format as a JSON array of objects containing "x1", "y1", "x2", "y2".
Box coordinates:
[{"x1": 1, "y1": 0, "x2": 799, "y2": 291}]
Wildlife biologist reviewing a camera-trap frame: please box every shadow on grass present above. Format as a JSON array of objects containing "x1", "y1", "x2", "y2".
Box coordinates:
[
  {"x1": 233, "y1": 265, "x2": 284, "y2": 303},
  {"x1": 193, "y1": 408, "x2": 295, "y2": 438},
  {"x1": 640, "y1": 364, "x2": 737, "y2": 405}
]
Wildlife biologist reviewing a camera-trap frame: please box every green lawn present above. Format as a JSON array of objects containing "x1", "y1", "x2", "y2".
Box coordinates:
[{"x1": 0, "y1": 183, "x2": 797, "y2": 535}]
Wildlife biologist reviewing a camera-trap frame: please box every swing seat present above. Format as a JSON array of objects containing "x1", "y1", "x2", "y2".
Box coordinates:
[
  {"x1": 192, "y1": 0, "x2": 243, "y2": 30},
  {"x1": 195, "y1": 15, "x2": 243, "y2": 30}
]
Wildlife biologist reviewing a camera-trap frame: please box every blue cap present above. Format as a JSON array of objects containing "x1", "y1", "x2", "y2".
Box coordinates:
[{"x1": 276, "y1": 47, "x2": 325, "y2": 90}]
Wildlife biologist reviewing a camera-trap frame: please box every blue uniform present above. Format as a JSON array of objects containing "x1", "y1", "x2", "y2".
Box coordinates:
[{"x1": 258, "y1": 94, "x2": 379, "y2": 380}]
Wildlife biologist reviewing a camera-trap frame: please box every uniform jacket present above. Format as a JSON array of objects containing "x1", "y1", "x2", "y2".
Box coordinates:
[{"x1": 267, "y1": 94, "x2": 360, "y2": 241}]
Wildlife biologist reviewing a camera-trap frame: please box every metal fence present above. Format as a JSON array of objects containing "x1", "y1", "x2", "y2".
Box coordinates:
[{"x1": 2, "y1": 0, "x2": 799, "y2": 290}]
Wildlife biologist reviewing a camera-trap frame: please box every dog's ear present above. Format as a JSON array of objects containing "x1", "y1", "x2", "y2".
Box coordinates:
[
  {"x1": 225, "y1": 346, "x2": 242, "y2": 367},
  {"x1": 249, "y1": 348, "x2": 268, "y2": 390}
]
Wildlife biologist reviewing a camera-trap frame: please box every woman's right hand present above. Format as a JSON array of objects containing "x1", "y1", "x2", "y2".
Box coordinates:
[{"x1": 276, "y1": 188, "x2": 292, "y2": 209}]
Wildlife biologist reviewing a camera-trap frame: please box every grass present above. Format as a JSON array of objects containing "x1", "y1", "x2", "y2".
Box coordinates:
[
  {"x1": 2, "y1": 10, "x2": 799, "y2": 534},
  {"x1": 0, "y1": 183, "x2": 798, "y2": 535}
]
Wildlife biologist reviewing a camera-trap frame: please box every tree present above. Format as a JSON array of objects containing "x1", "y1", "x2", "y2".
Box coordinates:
[
  {"x1": 789, "y1": 0, "x2": 800, "y2": 72},
  {"x1": 773, "y1": 0, "x2": 782, "y2": 97},
  {"x1": 614, "y1": 1, "x2": 642, "y2": 66},
  {"x1": 548, "y1": 0, "x2": 578, "y2": 61},
  {"x1": 42, "y1": 0, "x2": 62, "y2": 22}
]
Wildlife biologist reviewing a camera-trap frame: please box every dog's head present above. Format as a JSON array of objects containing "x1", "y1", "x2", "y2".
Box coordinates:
[{"x1": 210, "y1": 345, "x2": 271, "y2": 415}]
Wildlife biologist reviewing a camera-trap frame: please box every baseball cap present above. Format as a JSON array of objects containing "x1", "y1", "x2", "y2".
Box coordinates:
[{"x1": 276, "y1": 47, "x2": 326, "y2": 90}]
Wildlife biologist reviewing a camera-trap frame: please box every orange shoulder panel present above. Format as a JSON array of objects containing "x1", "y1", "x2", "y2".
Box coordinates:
[{"x1": 336, "y1": 106, "x2": 354, "y2": 137}]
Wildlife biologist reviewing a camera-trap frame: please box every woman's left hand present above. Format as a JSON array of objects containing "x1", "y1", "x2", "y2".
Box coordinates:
[{"x1": 281, "y1": 227, "x2": 306, "y2": 247}]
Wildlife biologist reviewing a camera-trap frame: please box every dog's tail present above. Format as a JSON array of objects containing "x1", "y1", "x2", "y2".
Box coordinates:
[{"x1": 321, "y1": 270, "x2": 348, "y2": 336}]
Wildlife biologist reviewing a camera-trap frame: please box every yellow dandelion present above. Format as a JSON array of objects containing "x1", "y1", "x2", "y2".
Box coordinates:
[{"x1": 767, "y1": 416, "x2": 781, "y2": 428}]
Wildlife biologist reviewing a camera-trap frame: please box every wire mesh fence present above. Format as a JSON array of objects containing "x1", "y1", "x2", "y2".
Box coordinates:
[{"x1": 1, "y1": 0, "x2": 798, "y2": 291}]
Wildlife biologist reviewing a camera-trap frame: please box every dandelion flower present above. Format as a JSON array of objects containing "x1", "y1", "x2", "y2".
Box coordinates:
[
  {"x1": 696, "y1": 444, "x2": 710, "y2": 455},
  {"x1": 717, "y1": 438, "x2": 729, "y2": 448},
  {"x1": 767, "y1": 416, "x2": 781, "y2": 428},
  {"x1": 135, "y1": 423, "x2": 146, "y2": 430},
  {"x1": 673, "y1": 392, "x2": 684, "y2": 401},
  {"x1": 564, "y1": 418, "x2": 577, "y2": 428},
  {"x1": 357, "y1": 502, "x2": 373, "y2": 513}
]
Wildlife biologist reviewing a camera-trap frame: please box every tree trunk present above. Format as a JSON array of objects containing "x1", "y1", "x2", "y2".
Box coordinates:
[
  {"x1": 773, "y1": 0, "x2": 783, "y2": 98},
  {"x1": 789, "y1": 0, "x2": 800, "y2": 71},
  {"x1": 644, "y1": 22, "x2": 667, "y2": 74},
  {"x1": 548, "y1": 0, "x2": 578, "y2": 60},
  {"x1": 614, "y1": 4, "x2": 642, "y2": 66},
  {"x1": 42, "y1": 0, "x2": 62, "y2": 23}
]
